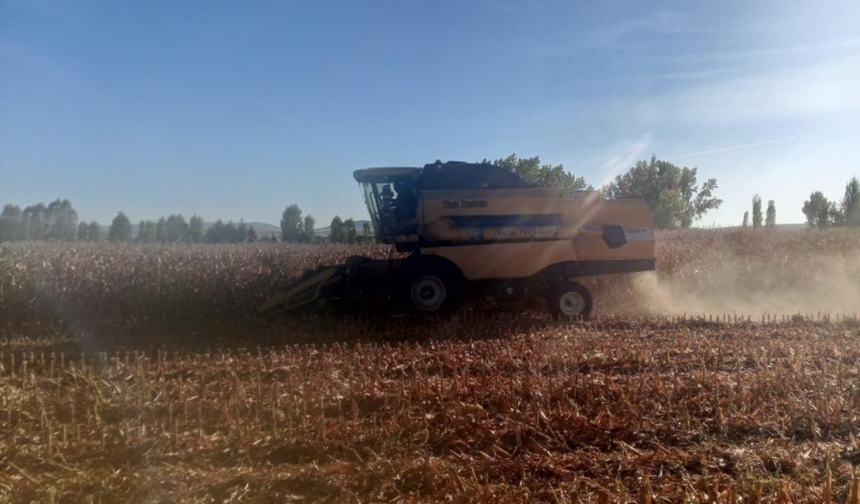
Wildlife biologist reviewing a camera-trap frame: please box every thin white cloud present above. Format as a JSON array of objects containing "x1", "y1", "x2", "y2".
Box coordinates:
[
  {"x1": 668, "y1": 122, "x2": 860, "y2": 160},
  {"x1": 656, "y1": 55, "x2": 860, "y2": 127},
  {"x1": 585, "y1": 11, "x2": 713, "y2": 47},
  {"x1": 652, "y1": 66, "x2": 742, "y2": 82},
  {"x1": 670, "y1": 37, "x2": 860, "y2": 65},
  {"x1": 670, "y1": 135, "x2": 799, "y2": 160},
  {"x1": 527, "y1": 10, "x2": 724, "y2": 59}
]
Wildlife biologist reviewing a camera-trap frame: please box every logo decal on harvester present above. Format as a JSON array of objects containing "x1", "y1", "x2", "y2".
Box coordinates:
[
  {"x1": 623, "y1": 227, "x2": 653, "y2": 241},
  {"x1": 584, "y1": 225, "x2": 653, "y2": 241},
  {"x1": 492, "y1": 226, "x2": 560, "y2": 238},
  {"x1": 443, "y1": 199, "x2": 489, "y2": 209}
]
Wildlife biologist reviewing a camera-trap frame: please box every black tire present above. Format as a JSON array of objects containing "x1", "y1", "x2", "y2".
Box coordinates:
[
  {"x1": 547, "y1": 281, "x2": 592, "y2": 320},
  {"x1": 400, "y1": 258, "x2": 464, "y2": 315}
]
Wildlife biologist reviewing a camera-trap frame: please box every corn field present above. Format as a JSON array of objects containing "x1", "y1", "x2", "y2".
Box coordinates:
[
  {"x1": 2, "y1": 229, "x2": 860, "y2": 503},
  {"x1": 0, "y1": 243, "x2": 393, "y2": 324}
]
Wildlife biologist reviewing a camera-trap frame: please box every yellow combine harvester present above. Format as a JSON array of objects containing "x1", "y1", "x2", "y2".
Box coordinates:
[{"x1": 259, "y1": 160, "x2": 655, "y2": 319}]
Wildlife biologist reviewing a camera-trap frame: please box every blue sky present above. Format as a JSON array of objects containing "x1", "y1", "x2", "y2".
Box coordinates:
[{"x1": 1, "y1": 0, "x2": 859, "y2": 227}]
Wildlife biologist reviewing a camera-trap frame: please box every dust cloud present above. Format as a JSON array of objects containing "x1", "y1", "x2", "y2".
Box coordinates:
[{"x1": 591, "y1": 229, "x2": 860, "y2": 317}]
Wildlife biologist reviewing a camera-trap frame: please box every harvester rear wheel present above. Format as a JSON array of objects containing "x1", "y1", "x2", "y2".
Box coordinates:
[{"x1": 548, "y1": 281, "x2": 592, "y2": 320}]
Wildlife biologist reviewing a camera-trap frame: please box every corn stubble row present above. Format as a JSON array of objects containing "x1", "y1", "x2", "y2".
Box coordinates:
[{"x1": 3, "y1": 317, "x2": 860, "y2": 503}]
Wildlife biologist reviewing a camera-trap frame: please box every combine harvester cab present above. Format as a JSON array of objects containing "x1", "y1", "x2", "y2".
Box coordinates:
[{"x1": 259, "y1": 161, "x2": 655, "y2": 319}]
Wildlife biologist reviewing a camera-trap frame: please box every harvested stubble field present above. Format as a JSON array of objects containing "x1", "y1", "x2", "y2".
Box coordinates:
[{"x1": 2, "y1": 229, "x2": 860, "y2": 503}]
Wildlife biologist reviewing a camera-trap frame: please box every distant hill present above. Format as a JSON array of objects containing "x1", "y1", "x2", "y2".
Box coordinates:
[
  {"x1": 245, "y1": 222, "x2": 280, "y2": 234},
  {"x1": 242, "y1": 222, "x2": 280, "y2": 239}
]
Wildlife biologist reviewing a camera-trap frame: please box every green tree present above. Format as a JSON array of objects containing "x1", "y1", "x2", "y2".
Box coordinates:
[
  {"x1": 189, "y1": 215, "x2": 205, "y2": 243},
  {"x1": 303, "y1": 214, "x2": 316, "y2": 242},
  {"x1": 343, "y1": 218, "x2": 357, "y2": 244},
  {"x1": 22, "y1": 203, "x2": 47, "y2": 240},
  {"x1": 486, "y1": 154, "x2": 589, "y2": 195},
  {"x1": 224, "y1": 221, "x2": 238, "y2": 242},
  {"x1": 203, "y1": 220, "x2": 245, "y2": 243},
  {"x1": 607, "y1": 156, "x2": 722, "y2": 229},
  {"x1": 137, "y1": 220, "x2": 157, "y2": 243},
  {"x1": 59, "y1": 200, "x2": 78, "y2": 241},
  {"x1": 329, "y1": 216, "x2": 344, "y2": 243},
  {"x1": 20, "y1": 207, "x2": 33, "y2": 240},
  {"x1": 802, "y1": 191, "x2": 837, "y2": 229},
  {"x1": 77, "y1": 221, "x2": 89, "y2": 241},
  {"x1": 236, "y1": 221, "x2": 249, "y2": 243},
  {"x1": 87, "y1": 221, "x2": 103, "y2": 242},
  {"x1": 362, "y1": 221, "x2": 372, "y2": 240},
  {"x1": 203, "y1": 219, "x2": 242, "y2": 243},
  {"x1": 137, "y1": 221, "x2": 148, "y2": 243},
  {"x1": 752, "y1": 195, "x2": 763, "y2": 228},
  {"x1": 205, "y1": 219, "x2": 226, "y2": 243},
  {"x1": 108, "y1": 212, "x2": 133, "y2": 242},
  {"x1": 0, "y1": 204, "x2": 23, "y2": 242},
  {"x1": 155, "y1": 217, "x2": 167, "y2": 243},
  {"x1": 45, "y1": 200, "x2": 62, "y2": 240},
  {"x1": 742, "y1": 211, "x2": 749, "y2": 228},
  {"x1": 145, "y1": 221, "x2": 156, "y2": 243},
  {"x1": 165, "y1": 214, "x2": 189, "y2": 243},
  {"x1": 765, "y1": 200, "x2": 776, "y2": 228},
  {"x1": 45, "y1": 199, "x2": 78, "y2": 241},
  {"x1": 247, "y1": 225, "x2": 258, "y2": 242},
  {"x1": 842, "y1": 176, "x2": 860, "y2": 226},
  {"x1": 280, "y1": 204, "x2": 303, "y2": 242},
  {"x1": 654, "y1": 190, "x2": 685, "y2": 229}
]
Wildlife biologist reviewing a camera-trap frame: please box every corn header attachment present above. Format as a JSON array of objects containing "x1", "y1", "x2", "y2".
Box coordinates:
[{"x1": 257, "y1": 256, "x2": 405, "y2": 318}]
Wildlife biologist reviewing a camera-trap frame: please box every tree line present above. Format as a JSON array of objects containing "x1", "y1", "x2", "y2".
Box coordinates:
[
  {"x1": 801, "y1": 177, "x2": 860, "y2": 229},
  {"x1": 0, "y1": 199, "x2": 80, "y2": 242},
  {"x1": 738, "y1": 177, "x2": 859, "y2": 231},
  {"x1": 0, "y1": 202, "x2": 263, "y2": 244},
  {"x1": 0, "y1": 155, "x2": 728, "y2": 242},
  {"x1": 114, "y1": 213, "x2": 263, "y2": 243},
  {"x1": 3, "y1": 161, "x2": 857, "y2": 242},
  {"x1": 279, "y1": 204, "x2": 371, "y2": 243},
  {"x1": 0, "y1": 198, "x2": 368, "y2": 245},
  {"x1": 741, "y1": 195, "x2": 778, "y2": 229}
]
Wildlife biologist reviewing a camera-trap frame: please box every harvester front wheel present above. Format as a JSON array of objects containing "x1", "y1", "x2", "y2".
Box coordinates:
[
  {"x1": 548, "y1": 281, "x2": 592, "y2": 320},
  {"x1": 401, "y1": 258, "x2": 463, "y2": 315},
  {"x1": 409, "y1": 275, "x2": 449, "y2": 312}
]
